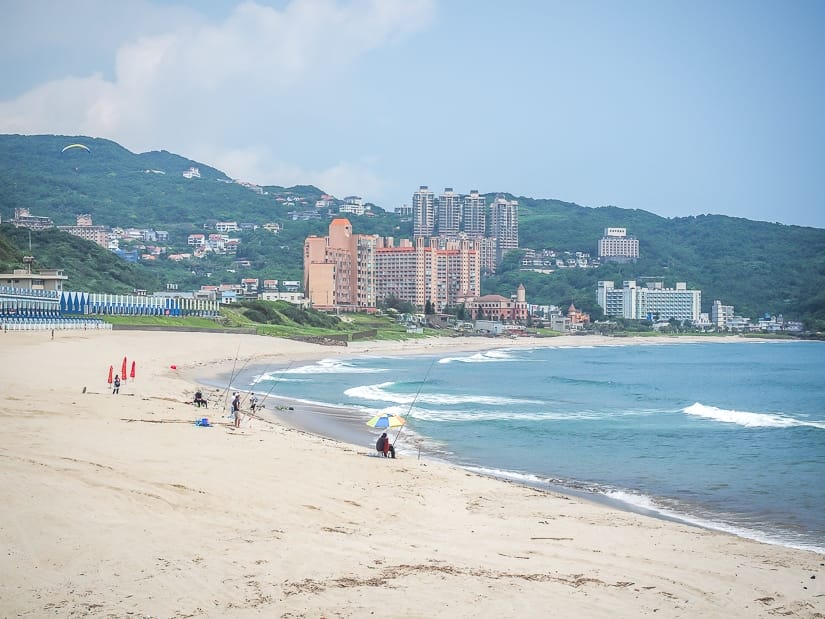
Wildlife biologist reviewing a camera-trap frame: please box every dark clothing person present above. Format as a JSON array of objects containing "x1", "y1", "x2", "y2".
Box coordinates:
[
  {"x1": 194, "y1": 390, "x2": 207, "y2": 407},
  {"x1": 112, "y1": 375, "x2": 121, "y2": 395},
  {"x1": 376, "y1": 433, "x2": 396, "y2": 458},
  {"x1": 232, "y1": 393, "x2": 242, "y2": 428}
]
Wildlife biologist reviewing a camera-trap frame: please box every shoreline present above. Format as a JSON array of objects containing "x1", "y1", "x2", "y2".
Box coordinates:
[
  {"x1": 199, "y1": 338, "x2": 825, "y2": 553},
  {"x1": 200, "y1": 336, "x2": 825, "y2": 555},
  {"x1": 1, "y1": 329, "x2": 822, "y2": 617}
]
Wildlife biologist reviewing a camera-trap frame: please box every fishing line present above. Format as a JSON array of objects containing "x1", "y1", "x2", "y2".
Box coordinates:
[
  {"x1": 392, "y1": 356, "x2": 437, "y2": 448},
  {"x1": 220, "y1": 343, "x2": 242, "y2": 411},
  {"x1": 257, "y1": 361, "x2": 295, "y2": 410}
]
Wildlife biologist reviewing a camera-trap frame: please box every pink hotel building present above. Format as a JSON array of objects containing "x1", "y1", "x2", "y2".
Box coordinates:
[{"x1": 304, "y1": 218, "x2": 481, "y2": 313}]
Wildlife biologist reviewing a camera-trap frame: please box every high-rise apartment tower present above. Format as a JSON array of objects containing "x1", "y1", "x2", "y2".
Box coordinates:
[{"x1": 412, "y1": 186, "x2": 435, "y2": 238}]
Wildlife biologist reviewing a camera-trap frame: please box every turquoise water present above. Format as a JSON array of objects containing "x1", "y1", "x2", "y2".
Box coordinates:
[{"x1": 236, "y1": 340, "x2": 825, "y2": 552}]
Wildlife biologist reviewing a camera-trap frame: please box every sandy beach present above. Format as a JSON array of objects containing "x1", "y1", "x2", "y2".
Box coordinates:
[{"x1": 0, "y1": 329, "x2": 822, "y2": 618}]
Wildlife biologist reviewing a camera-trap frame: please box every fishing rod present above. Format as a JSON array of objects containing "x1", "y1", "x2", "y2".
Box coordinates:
[
  {"x1": 392, "y1": 356, "x2": 437, "y2": 448},
  {"x1": 256, "y1": 361, "x2": 294, "y2": 411},
  {"x1": 220, "y1": 343, "x2": 242, "y2": 411}
]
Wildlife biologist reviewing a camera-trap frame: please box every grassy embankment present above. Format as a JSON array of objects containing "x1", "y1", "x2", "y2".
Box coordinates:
[{"x1": 102, "y1": 301, "x2": 442, "y2": 342}]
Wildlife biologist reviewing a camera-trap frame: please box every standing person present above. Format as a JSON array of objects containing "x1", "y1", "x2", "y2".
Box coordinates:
[
  {"x1": 249, "y1": 393, "x2": 258, "y2": 413},
  {"x1": 112, "y1": 375, "x2": 121, "y2": 395},
  {"x1": 232, "y1": 393, "x2": 242, "y2": 428}
]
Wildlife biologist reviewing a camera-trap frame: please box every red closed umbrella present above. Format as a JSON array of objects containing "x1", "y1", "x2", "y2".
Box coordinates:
[
  {"x1": 107, "y1": 365, "x2": 113, "y2": 384},
  {"x1": 130, "y1": 360, "x2": 136, "y2": 379},
  {"x1": 122, "y1": 356, "x2": 127, "y2": 382}
]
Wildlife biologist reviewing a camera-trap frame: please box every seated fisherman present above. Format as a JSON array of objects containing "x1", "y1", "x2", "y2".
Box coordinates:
[
  {"x1": 375, "y1": 432, "x2": 396, "y2": 459},
  {"x1": 194, "y1": 390, "x2": 208, "y2": 408}
]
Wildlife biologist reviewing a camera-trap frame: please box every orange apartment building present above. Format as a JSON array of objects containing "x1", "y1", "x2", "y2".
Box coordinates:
[{"x1": 304, "y1": 219, "x2": 481, "y2": 313}]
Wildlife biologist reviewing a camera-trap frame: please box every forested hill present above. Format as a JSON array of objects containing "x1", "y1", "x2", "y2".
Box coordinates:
[
  {"x1": 1, "y1": 134, "x2": 824, "y2": 329},
  {"x1": 0, "y1": 134, "x2": 325, "y2": 227}
]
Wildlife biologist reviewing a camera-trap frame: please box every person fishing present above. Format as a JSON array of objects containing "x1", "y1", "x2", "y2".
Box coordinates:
[
  {"x1": 376, "y1": 432, "x2": 396, "y2": 458},
  {"x1": 232, "y1": 393, "x2": 242, "y2": 428}
]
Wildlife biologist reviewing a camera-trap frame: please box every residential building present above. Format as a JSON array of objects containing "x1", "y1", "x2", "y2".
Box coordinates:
[
  {"x1": 10, "y1": 207, "x2": 54, "y2": 230},
  {"x1": 240, "y1": 278, "x2": 260, "y2": 294},
  {"x1": 598, "y1": 227, "x2": 639, "y2": 263},
  {"x1": 57, "y1": 214, "x2": 109, "y2": 248},
  {"x1": 412, "y1": 185, "x2": 435, "y2": 238},
  {"x1": 598, "y1": 280, "x2": 701, "y2": 322},
  {"x1": 375, "y1": 236, "x2": 481, "y2": 313},
  {"x1": 477, "y1": 236, "x2": 499, "y2": 275},
  {"x1": 712, "y1": 300, "x2": 735, "y2": 330},
  {"x1": 462, "y1": 190, "x2": 486, "y2": 237},
  {"x1": 490, "y1": 195, "x2": 519, "y2": 261},
  {"x1": 304, "y1": 218, "x2": 377, "y2": 311},
  {"x1": 437, "y1": 187, "x2": 461, "y2": 236},
  {"x1": 182, "y1": 166, "x2": 201, "y2": 179},
  {"x1": 0, "y1": 263, "x2": 67, "y2": 293},
  {"x1": 260, "y1": 291, "x2": 310, "y2": 308},
  {"x1": 340, "y1": 201, "x2": 366, "y2": 216},
  {"x1": 215, "y1": 221, "x2": 239, "y2": 232},
  {"x1": 304, "y1": 218, "x2": 481, "y2": 313}
]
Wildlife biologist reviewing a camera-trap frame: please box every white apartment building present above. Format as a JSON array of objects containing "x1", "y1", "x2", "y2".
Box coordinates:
[
  {"x1": 412, "y1": 186, "x2": 435, "y2": 238},
  {"x1": 340, "y1": 202, "x2": 366, "y2": 216},
  {"x1": 490, "y1": 196, "x2": 519, "y2": 261},
  {"x1": 598, "y1": 280, "x2": 701, "y2": 322},
  {"x1": 215, "y1": 221, "x2": 239, "y2": 232},
  {"x1": 437, "y1": 187, "x2": 462, "y2": 236},
  {"x1": 711, "y1": 300, "x2": 735, "y2": 329},
  {"x1": 462, "y1": 190, "x2": 486, "y2": 237},
  {"x1": 598, "y1": 227, "x2": 639, "y2": 262}
]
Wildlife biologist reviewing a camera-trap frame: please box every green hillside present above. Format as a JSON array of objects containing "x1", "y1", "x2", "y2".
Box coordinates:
[
  {"x1": 1, "y1": 133, "x2": 824, "y2": 330},
  {"x1": 0, "y1": 224, "x2": 160, "y2": 293},
  {"x1": 492, "y1": 197, "x2": 825, "y2": 326}
]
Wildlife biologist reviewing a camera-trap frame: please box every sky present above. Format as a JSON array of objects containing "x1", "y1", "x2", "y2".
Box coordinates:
[{"x1": 1, "y1": 0, "x2": 824, "y2": 228}]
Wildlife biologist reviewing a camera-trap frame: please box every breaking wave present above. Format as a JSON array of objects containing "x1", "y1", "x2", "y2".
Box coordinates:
[
  {"x1": 344, "y1": 381, "x2": 538, "y2": 406},
  {"x1": 277, "y1": 359, "x2": 388, "y2": 375},
  {"x1": 438, "y1": 349, "x2": 517, "y2": 364},
  {"x1": 683, "y1": 403, "x2": 825, "y2": 429}
]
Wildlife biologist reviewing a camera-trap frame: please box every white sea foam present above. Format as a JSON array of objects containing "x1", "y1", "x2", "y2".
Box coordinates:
[
  {"x1": 410, "y1": 408, "x2": 604, "y2": 422},
  {"x1": 683, "y1": 403, "x2": 825, "y2": 429},
  {"x1": 250, "y1": 374, "x2": 305, "y2": 385},
  {"x1": 279, "y1": 358, "x2": 388, "y2": 375},
  {"x1": 438, "y1": 349, "x2": 517, "y2": 364},
  {"x1": 343, "y1": 382, "x2": 539, "y2": 406}
]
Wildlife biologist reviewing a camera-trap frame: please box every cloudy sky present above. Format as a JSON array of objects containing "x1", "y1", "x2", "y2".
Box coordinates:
[{"x1": 2, "y1": 0, "x2": 823, "y2": 228}]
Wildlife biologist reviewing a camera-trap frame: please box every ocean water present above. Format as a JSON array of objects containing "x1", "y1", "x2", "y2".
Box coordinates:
[{"x1": 233, "y1": 340, "x2": 825, "y2": 553}]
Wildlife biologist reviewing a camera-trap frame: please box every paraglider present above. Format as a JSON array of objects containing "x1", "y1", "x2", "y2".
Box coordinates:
[{"x1": 61, "y1": 143, "x2": 90, "y2": 154}]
